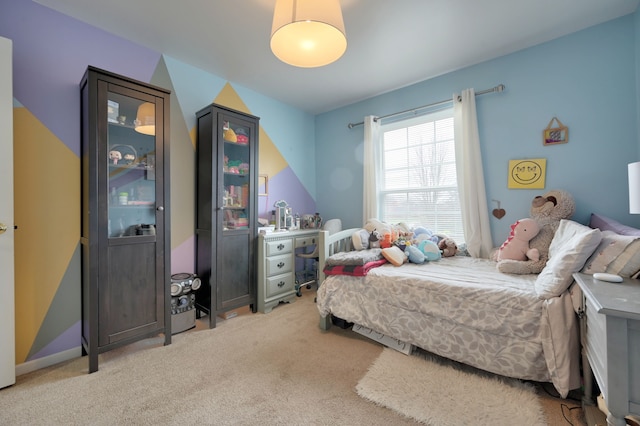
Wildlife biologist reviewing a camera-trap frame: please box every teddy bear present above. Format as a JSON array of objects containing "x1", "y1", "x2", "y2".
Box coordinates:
[
  {"x1": 438, "y1": 237, "x2": 459, "y2": 257},
  {"x1": 496, "y1": 218, "x2": 540, "y2": 262},
  {"x1": 497, "y1": 189, "x2": 575, "y2": 274}
]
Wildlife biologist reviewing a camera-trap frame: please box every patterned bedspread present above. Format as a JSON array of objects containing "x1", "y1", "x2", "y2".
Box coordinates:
[{"x1": 316, "y1": 256, "x2": 580, "y2": 397}]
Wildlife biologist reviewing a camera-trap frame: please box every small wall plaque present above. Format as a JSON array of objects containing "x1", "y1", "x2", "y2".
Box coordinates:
[{"x1": 543, "y1": 117, "x2": 568, "y2": 145}]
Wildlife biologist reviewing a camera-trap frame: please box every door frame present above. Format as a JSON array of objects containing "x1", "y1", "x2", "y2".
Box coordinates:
[{"x1": 0, "y1": 35, "x2": 16, "y2": 389}]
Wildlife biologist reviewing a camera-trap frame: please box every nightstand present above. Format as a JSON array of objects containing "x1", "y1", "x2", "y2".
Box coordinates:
[{"x1": 572, "y1": 272, "x2": 640, "y2": 426}]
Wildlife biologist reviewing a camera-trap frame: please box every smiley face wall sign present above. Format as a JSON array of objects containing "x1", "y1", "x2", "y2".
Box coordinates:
[{"x1": 507, "y1": 158, "x2": 546, "y2": 189}]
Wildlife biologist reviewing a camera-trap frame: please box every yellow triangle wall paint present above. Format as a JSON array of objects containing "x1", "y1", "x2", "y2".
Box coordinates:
[
  {"x1": 213, "y1": 83, "x2": 287, "y2": 179},
  {"x1": 13, "y1": 106, "x2": 80, "y2": 363}
]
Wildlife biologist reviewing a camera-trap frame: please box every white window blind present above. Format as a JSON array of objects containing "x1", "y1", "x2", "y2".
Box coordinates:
[{"x1": 379, "y1": 109, "x2": 465, "y2": 244}]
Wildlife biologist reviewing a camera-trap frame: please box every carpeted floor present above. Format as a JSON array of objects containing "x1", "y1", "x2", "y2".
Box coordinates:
[{"x1": 0, "y1": 291, "x2": 586, "y2": 425}]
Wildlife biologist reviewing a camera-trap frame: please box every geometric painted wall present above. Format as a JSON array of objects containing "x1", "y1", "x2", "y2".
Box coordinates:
[{"x1": 2, "y1": 0, "x2": 316, "y2": 370}]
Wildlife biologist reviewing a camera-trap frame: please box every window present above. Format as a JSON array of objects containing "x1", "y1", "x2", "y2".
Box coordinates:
[{"x1": 378, "y1": 109, "x2": 464, "y2": 244}]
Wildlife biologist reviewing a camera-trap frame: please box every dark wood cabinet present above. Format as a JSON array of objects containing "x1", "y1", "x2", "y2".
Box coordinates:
[
  {"x1": 195, "y1": 103, "x2": 258, "y2": 328},
  {"x1": 80, "y1": 66, "x2": 171, "y2": 372}
]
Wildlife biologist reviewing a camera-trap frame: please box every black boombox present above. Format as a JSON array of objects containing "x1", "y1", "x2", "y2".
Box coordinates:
[
  {"x1": 170, "y1": 272, "x2": 201, "y2": 297},
  {"x1": 170, "y1": 272, "x2": 201, "y2": 319},
  {"x1": 170, "y1": 273, "x2": 200, "y2": 334}
]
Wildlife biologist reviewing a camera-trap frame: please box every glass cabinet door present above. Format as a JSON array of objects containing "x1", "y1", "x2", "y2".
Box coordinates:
[
  {"x1": 221, "y1": 117, "x2": 252, "y2": 231},
  {"x1": 106, "y1": 89, "x2": 157, "y2": 238}
]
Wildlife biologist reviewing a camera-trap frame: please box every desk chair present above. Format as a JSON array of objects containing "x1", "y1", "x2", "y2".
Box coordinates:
[{"x1": 295, "y1": 218, "x2": 342, "y2": 297}]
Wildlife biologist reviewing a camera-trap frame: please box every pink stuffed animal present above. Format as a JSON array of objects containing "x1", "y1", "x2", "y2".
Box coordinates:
[{"x1": 497, "y1": 218, "x2": 540, "y2": 262}]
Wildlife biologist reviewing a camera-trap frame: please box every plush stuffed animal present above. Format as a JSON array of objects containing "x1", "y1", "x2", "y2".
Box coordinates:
[
  {"x1": 379, "y1": 232, "x2": 395, "y2": 249},
  {"x1": 497, "y1": 189, "x2": 575, "y2": 274},
  {"x1": 496, "y1": 218, "x2": 540, "y2": 262},
  {"x1": 418, "y1": 240, "x2": 442, "y2": 261},
  {"x1": 438, "y1": 237, "x2": 459, "y2": 257},
  {"x1": 412, "y1": 226, "x2": 439, "y2": 244},
  {"x1": 368, "y1": 229, "x2": 381, "y2": 248},
  {"x1": 405, "y1": 245, "x2": 425, "y2": 264},
  {"x1": 351, "y1": 229, "x2": 371, "y2": 250}
]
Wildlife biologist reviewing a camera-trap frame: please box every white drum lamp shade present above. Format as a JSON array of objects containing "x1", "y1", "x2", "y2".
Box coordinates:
[
  {"x1": 629, "y1": 162, "x2": 640, "y2": 214},
  {"x1": 271, "y1": 0, "x2": 347, "y2": 68},
  {"x1": 134, "y1": 102, "x2": 155, "y2": 135}
]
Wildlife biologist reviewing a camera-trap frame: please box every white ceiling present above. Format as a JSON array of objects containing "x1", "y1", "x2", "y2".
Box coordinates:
[{"x1": 36, "y1": 0, "x2": 639, "y2": 115}]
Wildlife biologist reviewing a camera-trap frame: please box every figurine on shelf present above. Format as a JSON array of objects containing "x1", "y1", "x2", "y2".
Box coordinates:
[
  {"x1": 123, "y1": 153, "x2": 135, "y2": 165},
  {"x1": 109, "y1": 150, "x2": 122, "y2": 165}
]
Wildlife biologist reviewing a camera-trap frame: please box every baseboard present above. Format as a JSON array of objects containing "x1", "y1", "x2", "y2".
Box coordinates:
[{"x1": 15, "y1": 346, "x2": 82, "y2": 376}]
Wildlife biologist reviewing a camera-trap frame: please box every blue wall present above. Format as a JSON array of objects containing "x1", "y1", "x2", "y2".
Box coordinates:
[{"x1": 315, "y1": 14, "x2": 640, "y2": 246}]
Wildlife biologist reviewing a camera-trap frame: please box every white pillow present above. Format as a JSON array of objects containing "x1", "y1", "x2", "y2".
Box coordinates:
[{"x1": 535, "y1": 220, "x2": 602, "y2": 299}]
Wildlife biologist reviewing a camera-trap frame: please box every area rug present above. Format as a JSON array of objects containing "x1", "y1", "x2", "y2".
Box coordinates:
[{"x1": 356, "y1": 348, "x2": 547, "y2": 426}]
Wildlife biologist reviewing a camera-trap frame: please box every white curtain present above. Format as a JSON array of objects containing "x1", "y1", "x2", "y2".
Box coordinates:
[
  {"x1": 453, "y1": 89, "x2": 493, "y2": 258},
  {"x1": 362, "y1": 115, "x2": 380, "y2": 223}
]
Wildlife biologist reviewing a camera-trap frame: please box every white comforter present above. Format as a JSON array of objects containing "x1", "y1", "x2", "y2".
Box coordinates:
[{"x1": 316, "y1": 256, "x2": 580, "y2": 397}]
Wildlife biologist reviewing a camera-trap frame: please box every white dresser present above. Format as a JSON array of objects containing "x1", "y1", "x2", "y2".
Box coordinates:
[
  {"x1": 257, "y1": 230, "x2": 318, "y2": 313},
  {"x1": 573, "y1": 273, "x2": 640, "y2": 426}
]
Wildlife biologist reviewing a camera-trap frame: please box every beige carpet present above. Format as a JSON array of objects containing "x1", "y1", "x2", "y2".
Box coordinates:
[
  {"x1": 0, "y1": 291, "x2": 584, "y2": 425},
  {"x1": 357, "y1": 348, "x2": 546, "y2": 426}
]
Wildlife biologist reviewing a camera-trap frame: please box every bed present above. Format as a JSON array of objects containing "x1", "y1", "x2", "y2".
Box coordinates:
[{"x1": 315, "y1": 216, "x2": 640, "y2": 398}]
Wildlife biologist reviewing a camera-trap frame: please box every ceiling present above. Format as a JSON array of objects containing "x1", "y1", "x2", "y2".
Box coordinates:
[{"x1": 36, "y1": 0, "x2": 639, "y2": 115}]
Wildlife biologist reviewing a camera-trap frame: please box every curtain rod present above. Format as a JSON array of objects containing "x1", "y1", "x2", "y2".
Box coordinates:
[{"x1": 347, "y1": 84, "x2": 505, "y2": 129}]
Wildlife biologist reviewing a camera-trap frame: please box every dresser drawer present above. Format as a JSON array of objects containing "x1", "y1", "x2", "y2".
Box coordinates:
[
  {"x1": 266, "y1": 239, "x2": 293, "y2": 256},
  {"x1": 266, "y1": 254, "x2": 293, "y2": 276},
  {"x1": 584, "y1": 296, "x2": 608, "y2": 395},
  {"x1": 295, "y1": 235, "x2": 317, "y2": 248},
  {"x1": 266, "y1": 273, "x2": 295, "y2": 298}
]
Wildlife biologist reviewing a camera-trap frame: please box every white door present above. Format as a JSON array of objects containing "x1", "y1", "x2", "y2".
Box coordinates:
[{"x1": 0, "y1": 36, "x2": 16, "y2": 389}]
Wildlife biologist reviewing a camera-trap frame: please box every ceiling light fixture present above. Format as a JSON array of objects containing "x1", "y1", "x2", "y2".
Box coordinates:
[
  {"x1": 270, "y1": 0, "x2": 347, "y2": 68},
  {"x1": 134, "y1": 102, "x2": 155, "y2": 136}
]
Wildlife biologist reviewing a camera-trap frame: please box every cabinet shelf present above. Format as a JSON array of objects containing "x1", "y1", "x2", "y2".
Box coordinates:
[
  {"x1": 109, "y1": 164, "x2": 152, "y2": 170},
  {"x1": 109, "y1": 204, "x2": 154, "y2": 208}
]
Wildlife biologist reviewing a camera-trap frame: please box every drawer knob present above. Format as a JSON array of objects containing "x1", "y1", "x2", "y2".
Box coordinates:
[
  {"x1": 277, "y1": 261, "x2": 285, "y2": 269},
  {"x1": 277, "y1": 243, "x2": 284, "y2": 250},
  {"x1": 277, "y1": 281, "x2": 285, "y2": 287}
]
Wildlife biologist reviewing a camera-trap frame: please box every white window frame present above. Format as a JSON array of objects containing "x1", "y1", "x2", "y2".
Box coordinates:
[{"x1": 377, "y1": 108, "x2": 465, "y2": 244}]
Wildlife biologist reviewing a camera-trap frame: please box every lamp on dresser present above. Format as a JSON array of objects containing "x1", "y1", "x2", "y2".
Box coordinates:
[{"x1": 628, "y1": 161, "x2": 640, "y2": 214}]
